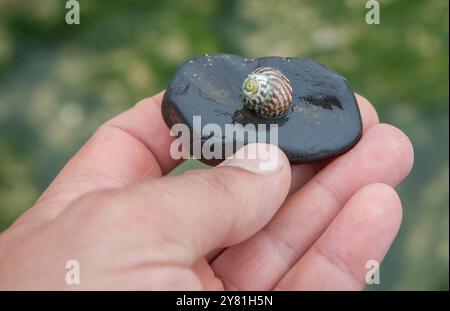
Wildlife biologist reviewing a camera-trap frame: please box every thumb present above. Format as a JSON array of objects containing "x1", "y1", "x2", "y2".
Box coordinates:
[{"x1": 114, "y1": 143, "x2": 291, "y2": 264}]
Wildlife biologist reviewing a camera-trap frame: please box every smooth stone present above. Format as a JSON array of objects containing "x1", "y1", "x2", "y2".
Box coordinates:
[{"x1": 162, "y1": 54, "x2": 362, "y2": 165}]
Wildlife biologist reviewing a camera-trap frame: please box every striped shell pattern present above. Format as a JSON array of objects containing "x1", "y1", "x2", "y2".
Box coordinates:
[{"x1": 241, "y1": 67, "x2": 293, "y2": 117}]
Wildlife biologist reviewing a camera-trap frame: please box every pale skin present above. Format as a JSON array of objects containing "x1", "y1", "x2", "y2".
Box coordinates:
[{"x1": 0, "y1": 92, "x2": 414, "y2": 290}]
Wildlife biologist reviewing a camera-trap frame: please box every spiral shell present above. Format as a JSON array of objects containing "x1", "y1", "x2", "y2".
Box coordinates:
[{"x1": 241, "y1": 67, "x2": 293, "y2": 117}]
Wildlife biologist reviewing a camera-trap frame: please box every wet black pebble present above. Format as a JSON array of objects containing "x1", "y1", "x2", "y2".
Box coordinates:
[{"x1": 162, "y1": 54, "x2": 362, "y2": 165}]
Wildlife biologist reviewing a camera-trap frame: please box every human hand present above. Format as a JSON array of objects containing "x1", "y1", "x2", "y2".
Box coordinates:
[{"x1": 0, "y1": 92, "x2": 413, "y2": 290}]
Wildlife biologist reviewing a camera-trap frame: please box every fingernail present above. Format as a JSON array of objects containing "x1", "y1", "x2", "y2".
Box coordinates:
[{"x1": 219, "y1": 143, "x2": 285, "y2": 174}]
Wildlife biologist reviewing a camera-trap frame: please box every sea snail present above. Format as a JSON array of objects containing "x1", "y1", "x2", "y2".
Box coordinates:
[{"x1": 241, "y1": 67, "x2": 293, "y2": 117}]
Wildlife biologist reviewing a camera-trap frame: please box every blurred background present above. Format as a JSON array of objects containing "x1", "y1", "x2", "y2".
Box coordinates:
[{"x1": 0, "y1": 0, "x2": 448, "y2": 290}]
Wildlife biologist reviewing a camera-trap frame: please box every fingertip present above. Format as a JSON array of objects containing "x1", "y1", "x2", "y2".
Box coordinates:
[
  {"x1": 353, "y1": 183, "x2": 403, "y2": 229},
  {"x1": 386, "y1": 124, "x2": 414, "y2": 177},
  {"x1": 221, "y1": 143, "x2": 291, "y2": 178},
  {"x1": 334, "y1": 182, "x2": 404, "y2": 256},
  {"x1": 355, "y1": 123, "x2": 414, "y2": 188},
  {"x1": 268, "y1": 143, "x2": 292, "y2": 178},
  {"x1": 134, "y1": 90, "x2": 166, "y2": 108},
  {"x1": 355, "y1": 93, "x2": 379, "y2": 133},
  {"x1": 370, "y1": 123, "x2": 414, "y2": 178}
]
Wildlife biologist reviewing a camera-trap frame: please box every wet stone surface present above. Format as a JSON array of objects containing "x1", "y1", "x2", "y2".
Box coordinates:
[{"x1": 162, "y1": 54, "x2": 362, "y2": 165}]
